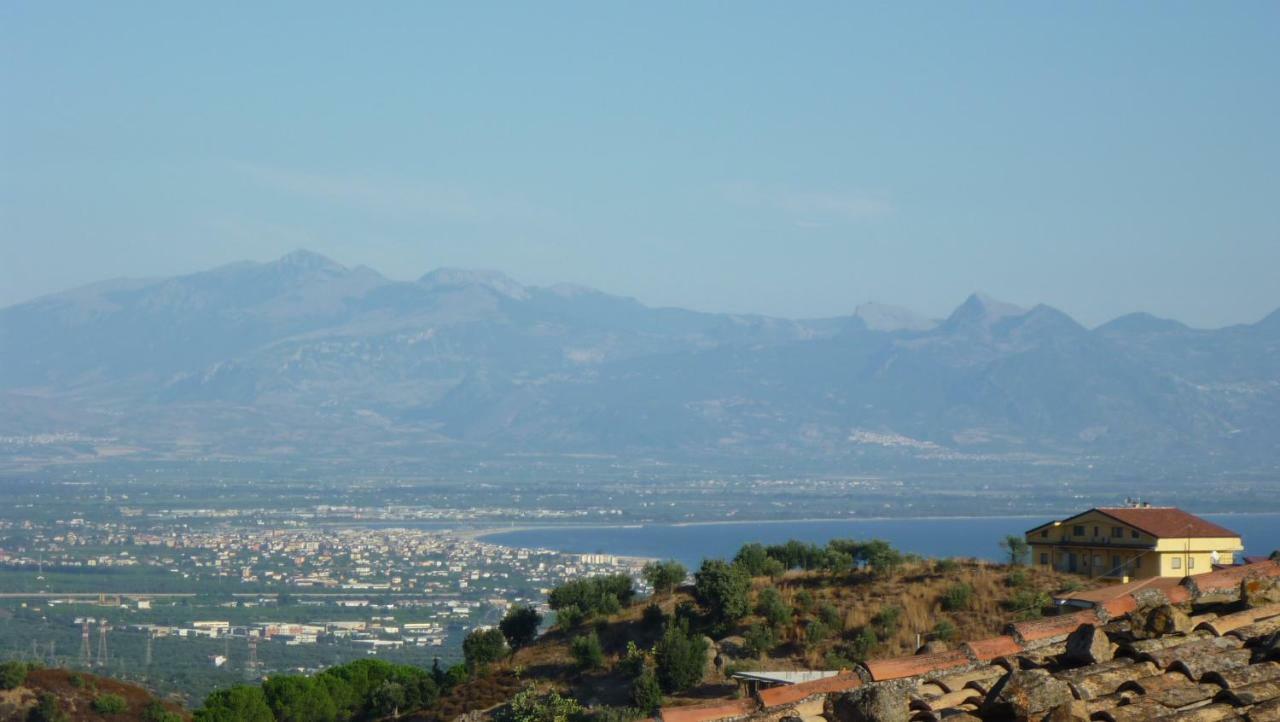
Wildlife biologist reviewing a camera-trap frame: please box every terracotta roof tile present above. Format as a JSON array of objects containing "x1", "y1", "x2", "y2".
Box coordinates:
[
  {"x1": 756, "y1": 672, "x2": 861, "y2": 709},
  {"x1": 962, "y1": 636, "x2": 1022, "y2": 661},
  {"x1": 659, "y1": 699, "x2": 757, "y2": 722},
  {"x1": 1202, "y1": 661, "x2": 1280, "y2": 689},
  {"x1": 1009, "y1": 609, "x2": 1099, "y2": 644},
  {"x1": 1092, "y1": 507, "x2": 1240, "y2": 538},
  {"x1": 1196, "y1": 604, "x2": 1280, "y2": 636},
  {"x1": 863, "y1": 649, "x2": 971, "y2": 681},
  {"x1": 1099, "y1": 594, "x2": 1138, "y2": 619}
]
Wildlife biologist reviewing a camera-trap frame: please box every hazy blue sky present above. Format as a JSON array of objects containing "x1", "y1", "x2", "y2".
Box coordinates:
[{"x1": 2, "y1": 3, "x2": 1277, "y2": 327}]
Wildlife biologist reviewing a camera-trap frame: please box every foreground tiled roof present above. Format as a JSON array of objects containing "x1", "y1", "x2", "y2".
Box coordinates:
[
  {"x1": 656, "y1": 560, "x2": 1280, "y2": 722},
  {"x1": 1092, "y1": 506, "x2": 1241, "y2": 539}
]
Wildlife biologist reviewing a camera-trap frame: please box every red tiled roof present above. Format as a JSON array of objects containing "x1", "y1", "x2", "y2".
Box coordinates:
[
  {"x1": 962, "y1": 636, "x2": 1022, "y2": 662},
  {"x1": 1009, "y1": 609, "x2": 1099, "y2": 644},
  {"x1": 1092, "y1": 507, "x2": 1240, "y2": 539},
  {"x1": 756, "y1": 673, "x2": 861, "y2": 709},
  {"x1": 863, "y1": 649, "x2": 971, "y2": 681},
  {"x1": 659, "y1": 699, "x2": 756, "y2": 722}
]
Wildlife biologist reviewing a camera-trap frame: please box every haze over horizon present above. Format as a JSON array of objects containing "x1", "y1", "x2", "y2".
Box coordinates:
[{"x1": 3, "y1": 4, "x2": 1279, "y2": 327}]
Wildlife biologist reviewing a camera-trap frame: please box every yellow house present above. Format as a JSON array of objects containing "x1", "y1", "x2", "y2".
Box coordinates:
[{"x1": 1026, "y1": 506, "x2": 1243, "y2": 581}]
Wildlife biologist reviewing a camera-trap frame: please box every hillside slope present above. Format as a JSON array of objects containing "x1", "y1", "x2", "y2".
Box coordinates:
[{"x1": 0, "y1": 665, "x2": 185, "y2": 721}]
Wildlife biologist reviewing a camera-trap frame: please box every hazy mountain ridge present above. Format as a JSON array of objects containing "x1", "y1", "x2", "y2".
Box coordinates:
[{"x1": 2, "y1": 251, "x2": 1277, "y2": 470}]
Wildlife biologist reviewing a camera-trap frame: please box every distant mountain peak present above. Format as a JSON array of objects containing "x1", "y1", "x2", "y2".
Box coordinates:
[
  {"x1": 853, "y1": 302, "x2": 936, "y2": 332},
  {"x1": 944, "y1": 293, "x2": 1028, "y2": 328},
  {"x1": 418, "y1": 268, "x2": 529, "y2": 300},
  {"x1": 274, "y1": 249, "x2": 345, "y2": 272}
]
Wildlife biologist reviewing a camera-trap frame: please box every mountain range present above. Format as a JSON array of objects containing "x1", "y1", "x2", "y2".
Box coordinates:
[{"x1": 2, "y1": 250, "x2": 1278, "y2": 473}]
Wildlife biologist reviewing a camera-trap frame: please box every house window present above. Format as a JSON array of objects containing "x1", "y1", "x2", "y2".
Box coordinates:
[
  {"x1": 1112, "y1": 555, "x2": 1120, "y2": 571},
  {"x1": 1040, "y1": 553, "x2": 1048, "y2": 565},
  {"x1": 1073, "y1": 525, "x2": 1084, "y2": 536},
  {"x1": 1188, "y1": 557, "x2": 1195, "y2": 569},
  {"x1": 1041, "y1": 530, "x2": 1048, "y2": 538},
  {"x1": 1172, "y1": 558, "x2": 1182, "y2": 570},
  {"x1": 1131, "y1": 530, "x2": 1139, "y2": 539},
  {"x1": 1134, "y1": 557, "x2": 1140, "y2": 569},
  {"x1": 1111, "y1": 527, "x2": 1123, "y2": 538},
  {"x1": 1093, "y1": 526, "x2": 1100, "y2": 537}
]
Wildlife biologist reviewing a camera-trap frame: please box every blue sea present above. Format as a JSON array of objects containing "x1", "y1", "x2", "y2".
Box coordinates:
[{"x1": 480, "y1": 514, "x2": 1280, "y2": 568}]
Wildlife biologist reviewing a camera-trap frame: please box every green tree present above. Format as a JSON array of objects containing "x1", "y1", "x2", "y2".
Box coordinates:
[
  {"x1": 733, "y1": 544, "x2": 770, "y2": 576},
  {"x1": 142, "y1": 701, "x2": 183, "y2": 722},
  {"x1": 754, "y1": 588, "x2": 792, "y2": 629},
  {"x1": 548, "y1": 575, "x2": 634, "y2": 619},
  {"x1": 499, "y1": 688, "x2": 585, "y2": 722},
  {"x1": 859, "y1": 540, "x2": 904, "y2": 577},
  {"x1": 369, "y1": 680, "x2": 407, "y2": 718},
  {"x1": 1000, "y1": 535, "x2": 1030, "y2": 566},
  {"x1": 500, "y1": 605, "x2": 543, "y2": 650},
  {"x1": 571, "y1": 631, "x2": 605, "y2": 671},
  {"x1": 654, "y1": 621, "x2": 708, "y2": 693},
  {"x1": 871, "y1": 606, "x2": 901, "y2": 638},
  {"x1": 643, "y1": 560, "x2": 687, "y2": 598},
  {"x1": 262, "y1": 675, "x2": 338, "y2": 722},
  {"x1": 0, "y1": 661, "x2": 28, "y2": 690},
  {"x1": 804, "y1": 620, "x2": 831, "y2": 648},
  {"x1": 195, "y1": 685, "x2": 274, "y2": 722},
  {"x1": 742, "y1": 623, "x2": 776, "y2": 658},
  {"x1": 694, "y1": 559, "x2": 751, "y2": 629},
  {"x1": 464, "y1": 627, "x2": 509, "y2": 671},
  {"x1": 818, "y1": 602, "x2": 844, "y2": 631},
  {"x1": 92, "y1": 694, "x2": 127, "y2": 714},
  {"x1": 555, "y1": 604, "x2": 584, "y2": 630},
  {"x1": 762, "y1": 557, "x2": 787, "y2": 581},
  {"x1": 630, "y1": 668, "x2": 663, "y2": 714}
]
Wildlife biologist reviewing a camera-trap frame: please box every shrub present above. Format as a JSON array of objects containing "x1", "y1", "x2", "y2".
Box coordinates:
[
  {"x1": 934, "y1": 558, "x2": 959, "y2": 573},
  {"x1": 643, "y1": 560, "x2": 687, "y2": 598},
  {"x1": 571, "y1": 632, "x2": 605, "y2": 671},
  {"x1": 142, "y1": 701, "x2": 183, "y2": 722},
  {"x1": 0, "y1": 661, "x2": 28, "y2": 690},
  {"x1": 733, "y1": 543, "x2": 771, "y2": 576},
  {"x1": 641, "y1": 602, "x2": 666, "y2": 629},
  {"x1": 500, "y1": 605, "x2": 543, "y2": 649},
  {"x1": 695, "y1": 559, "x2": 752, "y2": 630},
  {"x1": 762, "y1": 557, "x2": 787, "y2": 581},
  {"x1": 499, "y1": 687, "x2": 585, "y2": 722},
  {"x1": 846, "y1": 628, "x2": 878, "y2": 661},
  {"x1": 28, "y1": 693, "x2": 69, "y2": 722},
  {"x1": 743, "y1": 623, "x2": 776, "y2": 658},
  {"x1": 1005, "y1": 567, "x2": 1030, "y2": 588},
  {"x1": 195, "y1": 685, "x2": 274, "y2": 722},
  {"x1": 793, "y1": 590, "x2": 814, "y2": 613},
  {"x1": 818, "y1": 603, "x2": 843, "y2": 631},
  {"x1": 463, "y1": 628, "x2": 508, "y2": 670},
  {"x1": 619, "y1": 641, "x2": 648, "y2": 678},
  {"x1": 941, "y1": 583, "x2": 974, "y2": 611},
  {"x1": 555, "y1": 604, "x2": 585, "y2": 630},
  {"x1": 932, "y1": 619, "x2": 958, "y2": 642},
  {"x1": 630, "y1": 668, "x2": 663, "y2": 714},
  {"x1": 548, "y1": 575, "x2": 635, "y2": 619},
  {"x1": 1006, "y1": 589, "x2": 1051, "y2": 619},
  {"x1": 804, "y1": 620, "x2": 831, "y2": 648},
  {"x1": 92, "y1": 694, "x2": 128, "y2": 714},
  {"x1": 871, "y1": 606, "x2": 901, "y2": 637},
  {"x1": 754, "y1": 588, "x2": 792, "y2": 629},
  {"x1": 654, "y1": 621, "x2": 708, "y2": 693}
]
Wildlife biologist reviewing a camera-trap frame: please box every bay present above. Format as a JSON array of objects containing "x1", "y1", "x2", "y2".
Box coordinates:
[{"x1": 480, "y1": 513, "x2": 1280, "y2": 569}]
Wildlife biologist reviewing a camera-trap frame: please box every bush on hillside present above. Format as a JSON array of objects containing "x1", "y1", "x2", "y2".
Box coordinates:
[
  {"x1": 500, "y1": 605, "x2": 543, "y2": 649},
  {"x1": 28, "y1": 693, "x2": 69, "y2": 722},
  {"x1": 642, "y1": 560, "x2": 687, "y2": 598},
  {"x1": 498, "y1": 687, "x2": 584, "y2": 722},
  {"x1": 142, "y1": 701, "x2": 183, "y2": 722},
  {"x1": 195, "y1": 685, "x2": 274, "y2": 722},
  {"x1": 93, "y1": 693, "x2": 128, "y2": 714},
  {"x1": 548, "y1": 575, "x2": 635, "y2": 619},
  {"x1": 818, "y1": 602, "x2": 844, "y2": 631},
  {"x1": 941, "y1": 582, "x2": 974, "y2": 611},
  {"x1": 654, "y1": 620, "x2": 708, "y2": 693},
  {"x1": 0, "y1": 660, "x2": 28, "y2": 690},
  {"x1": 804, "y1": 620, "x2": 832, "y2": 648},
  {"x1": 694, "y1": 559, "x2": 751, "y2": 630},
  {"x1": 754, "y1": 587, "x2": 792, "y2": 629},
  {"x1": 743, "y1": 623, "x2": 776, "y2": 658},
  {"x1": 932, "y1": 619, "x2": 958, "y2": 642},
  {"x1": 631, "y1": 668, "x2": 663, "y2": 714},
  {"x1": 463, "y1": 628, "x2": 509, "y2": 671},
  {"x1": 571, "y1": 631, "x2": 605, "y2": 671}
]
